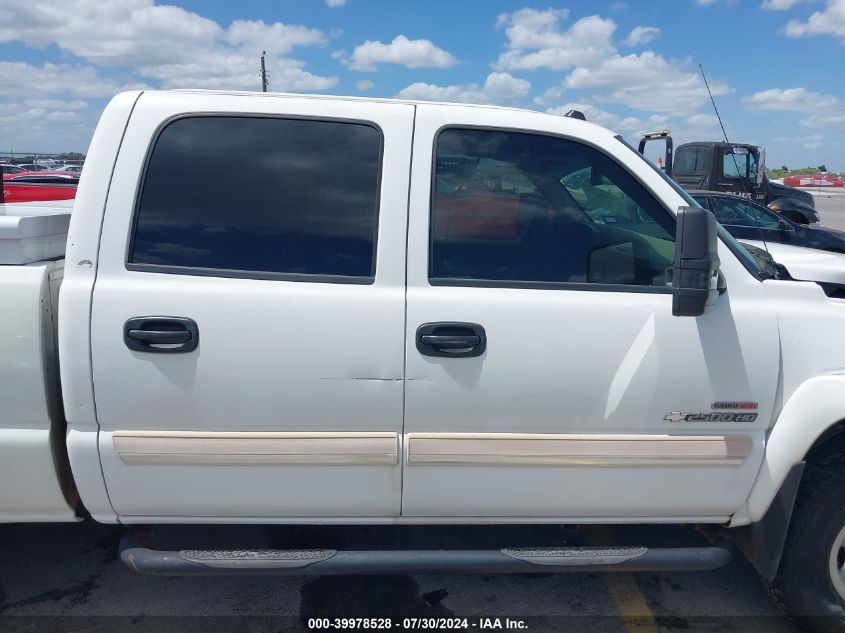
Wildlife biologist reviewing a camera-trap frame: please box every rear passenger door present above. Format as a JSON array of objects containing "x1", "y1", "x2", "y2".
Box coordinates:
[{"x1": 91, "y1": 93, "x2": 413, "y2": 520}]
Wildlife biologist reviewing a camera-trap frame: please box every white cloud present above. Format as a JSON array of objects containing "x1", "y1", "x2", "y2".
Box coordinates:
[
  {"x1": 623, "y1": 26, "x2": 661, "y2": 46},
  {"x1": 225, "y1": 20, "x2": 327, "y2": 55},
  {"x1": 396, "y1": 72, "x2": 530, "y2": 104},
  {"x1": 546, "y1": 102, "x2": 644, "y2": 132},
  {"x1": 0, "y1": 62, "x2": 140, "y2": 99},
  {"x1": 346, "y1": 35, "x2": 457, "y2": 71},
  {"x1": 495, "y1": 7, "x2": 571, "y2": 48},
  {"x1": 25, "y1": 99, "x2": 88, "y2": 110},
  {"x1": 744, "y1": 88, "x2": 845, "y2": 128},
  {"x1": 355, "y1": 79, "x2": 375, "y2": 91},
  {"x1": 326, "y1": 0, "x2": 346, "y2": 6},
  {"x1": 483, "y1": 72, "x2": 532, "y2": 99},
  {"x1": 494, "y1": 9, "x2": 617, "y2": 71},
  {"x1": 669, "y1": 113, "x2": 724, "y2": 145},
  {"x1": 772, "y1": 133, "x2": 824, "y2": 148},
  {"x1": 533, "y1": 85, "x2": 565, "y2": 106},
  {"x1": 564, "y1": 52, "x2": 730, "y2": 114},
  {"x1": 0, "y1": 1, "x2": 221, "y2": 67},
  {"x1": 800, "y1": 113, "x2": 845, "y2": 127},
  {"x1": 742, "y1": 87, "x2": 840, "y2": 112},
  {"x1": 0, "y1": 0, "x2": 339, "y2": 153},
  {"x1": 684, "y1": 113, "x2": 720, "y2": 130},
  {"x1": 149, "y1": 54, "x2": 337, "y2": 91},
  {"x1": 785, "y1": 0, "x2": 845, "y2": 39},
  {"x1": 762, "y1": 0, "x2": 802, "y2": 9},
  {"x1": 43, "y1": 110, "x2": 81, "y2": 122},
  {"x1": 493, "y1": 7, "x2": 728, "y2": 117},
  {"x1": 0, "y1": 1, "x2": 336, "y2": 91},
  {"x1": 0, "y1": 100, "x2": 95, "y2": 151}
]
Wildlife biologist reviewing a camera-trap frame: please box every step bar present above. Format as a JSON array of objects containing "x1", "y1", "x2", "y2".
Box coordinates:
[{"x1": 119, "y1": 531, "x2": 731, "y2": 576}]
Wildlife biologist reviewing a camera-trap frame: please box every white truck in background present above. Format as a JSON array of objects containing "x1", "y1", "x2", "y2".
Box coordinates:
[{"x1": 3, "y1": 90, "x2": 845, "y2": 629}]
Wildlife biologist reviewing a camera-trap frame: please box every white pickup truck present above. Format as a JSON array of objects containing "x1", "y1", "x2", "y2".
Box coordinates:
[{"x1": 3, "y1": 90, "x2": 845, "y2": 628}]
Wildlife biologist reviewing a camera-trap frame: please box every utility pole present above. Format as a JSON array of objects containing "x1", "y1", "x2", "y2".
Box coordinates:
[{"x1": 260, "y1": 51, "x2": 268, "y2": 92}]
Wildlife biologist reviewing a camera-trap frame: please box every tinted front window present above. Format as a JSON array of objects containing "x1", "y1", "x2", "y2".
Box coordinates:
[
  {"x1": 431, "y1": 129, "x2": 675, "y2": 288},
  {"x1": 130, "y1": 116, "x2": 382, "y2": 280}
]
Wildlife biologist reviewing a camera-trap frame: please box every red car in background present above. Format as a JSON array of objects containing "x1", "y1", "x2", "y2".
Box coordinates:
[
  {"x1": 1, "y1": 171, "x2": 78, "y2": 203},
  {"x1": 783, "y1": 174, "x2": 845, "y2": 188},
  {"x1": 0, "y1": 162, "x2": 28, "y2": 175}
]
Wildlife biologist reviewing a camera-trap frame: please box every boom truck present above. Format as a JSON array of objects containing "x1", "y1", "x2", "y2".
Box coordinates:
[{"x1": 3, "y1": 90, "x2": 845, "y2": 629}]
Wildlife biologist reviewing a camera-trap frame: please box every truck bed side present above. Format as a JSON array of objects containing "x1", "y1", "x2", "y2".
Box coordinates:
[{"x1": 0, "y1": 261, "x2": 78, "y2": 522}]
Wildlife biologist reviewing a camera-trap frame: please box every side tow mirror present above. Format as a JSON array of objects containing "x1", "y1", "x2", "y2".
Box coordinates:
[{"x1": 668, "y1": 206, "x2": 721, "y2": 317}]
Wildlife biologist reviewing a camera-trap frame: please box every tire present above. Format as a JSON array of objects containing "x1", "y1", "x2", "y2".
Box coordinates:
[{"x1": 775, "y1": 448, "x2": 845, "y2": 632}]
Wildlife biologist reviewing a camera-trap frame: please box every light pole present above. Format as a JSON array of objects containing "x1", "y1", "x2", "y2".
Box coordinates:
[{"x1": 260, "y1": 51, "x2": 268, "y2": 92}]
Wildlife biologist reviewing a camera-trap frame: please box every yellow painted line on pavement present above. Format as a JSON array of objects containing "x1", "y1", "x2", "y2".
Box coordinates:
[{"x1": 584, "y1": 526, "x2": 658, "y2": 633}]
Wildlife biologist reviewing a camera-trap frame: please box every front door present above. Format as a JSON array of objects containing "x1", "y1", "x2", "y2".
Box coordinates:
[
  {"x1": 401, "y1": 106, "x2": 779, "y2": 519},
  {"x1": 91, "y1": 93, "x2": 414, "y2": 519}
]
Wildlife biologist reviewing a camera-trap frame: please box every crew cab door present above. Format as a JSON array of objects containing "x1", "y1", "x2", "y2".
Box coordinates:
[
  {"x1": 91, "y1": 93, "x2": 413, "y2": 519},
  {"x1": 716, "y1": 147, "x2": 766, "y2": 203},
  {"x1": 401, "y1": 105, "x2": 779, "y2": 519}
]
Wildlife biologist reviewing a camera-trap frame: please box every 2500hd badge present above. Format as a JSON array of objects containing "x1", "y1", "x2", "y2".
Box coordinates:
[{"x1": 664, "y1": 403, "x2": 759, "y2": 423}]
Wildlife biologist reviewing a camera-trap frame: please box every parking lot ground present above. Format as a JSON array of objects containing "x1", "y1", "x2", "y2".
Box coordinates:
[
  {"x1": 0, "y1": 521, "x2": 803, "y2": 632},
  {"x1": 811, "y1": 189, "x2": 845, "y2": 231}
]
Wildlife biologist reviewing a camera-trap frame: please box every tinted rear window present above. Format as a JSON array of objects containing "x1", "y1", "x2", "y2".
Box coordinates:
[
  {"x1": 674, "y1": 146, "x2": 711, "y2": 176},
  {"x1": 130, "y1": 116, "x2": 382, "y2": 282}
]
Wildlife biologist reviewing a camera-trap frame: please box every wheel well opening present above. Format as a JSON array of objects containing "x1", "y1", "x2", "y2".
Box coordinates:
[{"x1": 806, "y1": 420, "x2": 845, "y2": 464}]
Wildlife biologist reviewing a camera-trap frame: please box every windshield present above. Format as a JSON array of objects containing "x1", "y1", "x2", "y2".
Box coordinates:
[{"x1": 614, "y1": 135, "x2": 765, "y2": 278}]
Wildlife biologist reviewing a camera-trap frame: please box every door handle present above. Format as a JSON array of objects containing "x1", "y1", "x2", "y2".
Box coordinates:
[
  {"x1": 124, "y1": 317, "x2": 199, "y2": 353},
  {"x1": 416, "y1": 322, "x2": 486, "y2": 358}
]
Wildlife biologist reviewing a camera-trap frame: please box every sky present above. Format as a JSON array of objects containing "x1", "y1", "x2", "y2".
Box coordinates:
[{"x1": 1, "y1": 0, "x2": 844, "y2": 170}]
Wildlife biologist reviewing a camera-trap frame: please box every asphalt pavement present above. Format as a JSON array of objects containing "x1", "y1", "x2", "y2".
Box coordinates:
[
  {"x1": 0, "y1": 521, "x2": 803, "y2": 632},
  {"x1": 811, "y1": 188, "x2": 845, "y2": 230}
]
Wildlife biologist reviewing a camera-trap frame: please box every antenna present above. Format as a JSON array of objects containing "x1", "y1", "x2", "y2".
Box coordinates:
[
  {"x1": 699, "y1": 64, "x2": 745, "y2": 185},
  {"x1": 700, "y1": 64, "x2": 731, "y2": 146},
  {"x1": 699, "y1": 64, "x2": 771, "y2": 260}
]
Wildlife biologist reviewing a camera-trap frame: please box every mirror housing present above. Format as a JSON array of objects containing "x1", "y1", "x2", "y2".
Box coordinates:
[
  {"x1": 755, "y1": 147, "x2": 766, "y2": 186},
  {"x1": 668, "y1": 206, "x2": 721, "y2": 317}
]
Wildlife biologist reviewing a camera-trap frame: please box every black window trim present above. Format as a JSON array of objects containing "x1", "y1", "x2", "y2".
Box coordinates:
[
  {"x1": 428, "y1": 124, "x2": 675, "y2": 295},
  {"x1": 125, "y1": 112, "x2": 385, "y2": 285}
]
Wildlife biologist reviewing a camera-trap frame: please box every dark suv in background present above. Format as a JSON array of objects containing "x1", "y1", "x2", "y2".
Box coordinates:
[{"x1": 692, "y1": 191, "x2": 845, "y2": 254}]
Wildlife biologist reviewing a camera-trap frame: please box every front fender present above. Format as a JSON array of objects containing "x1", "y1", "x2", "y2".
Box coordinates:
[{"x1": 742, "y1": 374, "x2": 845, "y2": 523}]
